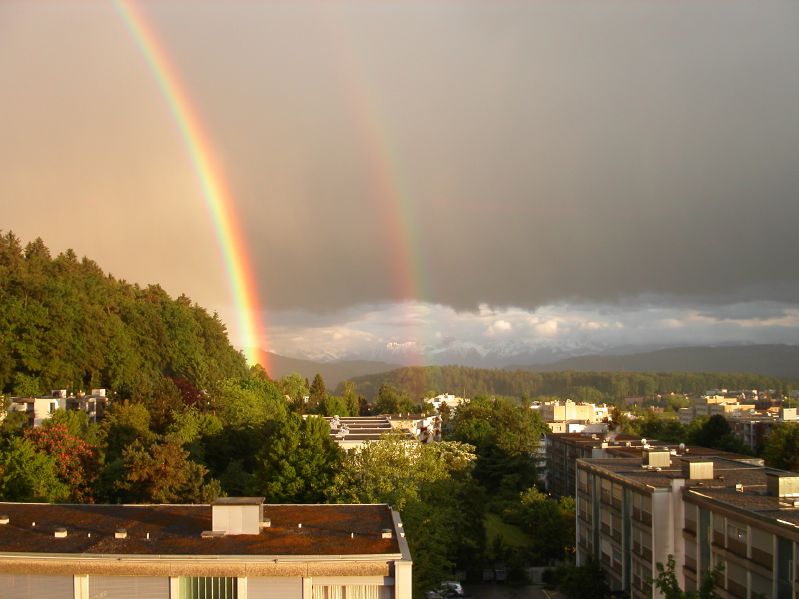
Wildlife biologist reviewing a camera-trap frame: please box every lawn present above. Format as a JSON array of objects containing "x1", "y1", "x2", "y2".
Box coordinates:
[{"x1": 484, "y1": 512, "x2": 533, "y2": 549}]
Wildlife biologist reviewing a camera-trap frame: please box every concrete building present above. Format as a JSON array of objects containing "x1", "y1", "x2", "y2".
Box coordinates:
[
  {"x1": 428, "y1": 394, "x2": 466, "y2": 411},
  {"x1": 0, "y1": 497, "x2": 412, "y2": 599},
  {"x1": 576, "y1": 453, "x2": 799, "y2": 598},
  {"x1": 322, "y1": 416, "x2": 416, "y2": 451},
  {"x1": 546, "y1": 432, "x2": 762, "y2": 498},
  {"x1": 8, "y1": 389, "x2": 108, "y2": 427}
]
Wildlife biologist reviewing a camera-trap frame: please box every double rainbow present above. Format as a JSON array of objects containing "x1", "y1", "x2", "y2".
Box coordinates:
[{"x1": 114, "y1": 1, "x2": 269, "y2": 371}]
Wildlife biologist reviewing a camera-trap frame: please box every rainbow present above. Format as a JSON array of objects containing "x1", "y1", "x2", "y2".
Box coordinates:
[
  {"x1": 114, "y1": 0, "x2": 269, "y2": 372},
  {"x1": 323, "y1": 19, "x2": 432, "y2": 365}
]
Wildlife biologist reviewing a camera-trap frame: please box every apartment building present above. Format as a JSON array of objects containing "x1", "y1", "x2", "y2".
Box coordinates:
[
  {"x1": 547, "y1": 432, "x2": 761, "y2": 498},
  {"x1": 0, "y1": 497, "x2": 412, "y2": 599},
  {"x1": 321, "y1": 416, "x2": 416, "y2": 451},
  {"x1": 8, "y1": 389, "x2": 109, "y2": 427},
  {"x1": 577, "y1": 453, "x2": 799, "y2": 598}
]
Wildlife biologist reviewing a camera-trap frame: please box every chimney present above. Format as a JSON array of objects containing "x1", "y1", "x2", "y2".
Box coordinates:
[
  {"x1": 681, "y1": 458, "x2": 714, "y2": 480},
  {"x1": 766, "y1": 471, "x2": 799, "y2": 498},
  {"x1": 643, "y1": 449, "x2": 671, "y2": 469},
  {"x1": 211, "y1": 497, "x2": 265, "y2": 535},
  {"x1": 54, "y1": 528, "x2": 68, "y2": 538}
]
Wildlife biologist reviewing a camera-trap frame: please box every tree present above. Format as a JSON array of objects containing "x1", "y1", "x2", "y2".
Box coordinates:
[
  {"x1": 278, "y1": 373, "x2": 309, "y2": 410},
  {"x1": 114, "y1": 439, "x2": 220, "y2": 503},
  {"x1": 330, "y1": 433, "x2": 483, "y2": 594},
  {"x1": 506, "y1": 487, "x2": 575, "y2": 562},
  {"x1": 450, "y1": 397, "x2": 546, "y2": 496},
  {"x1": 690, "y1": 414, "x2": 750, "y2": 454},
  {"x1": 652, "y1": 555, "x2": 723, "y2": 599},
  {"x1": 100, "y1": 400, "x2": 156, "y2": 461},
  {"x1": 554, "y1": 556, "x2": 611, "y2": 599},
  {"x1": 250, "y1": 414, "x2": 343, "y2": 502},
  {"x1": 0, "y1": 437, "x2": 69, "y2": 502},
  {"x1": 763, "y1": 422, "x2": 799, "y2": 470},
  {"x1": 25, "y1": 423, "x2": 99, "y2": 502},
  {"x1": 374, "y1": 383, "x2": 415, "y2": 415},
  {"x1": 309, "y1": 373, "x2": 327, "y2": 407}
]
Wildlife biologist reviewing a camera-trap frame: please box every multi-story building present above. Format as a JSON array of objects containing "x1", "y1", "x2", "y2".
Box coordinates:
[
  {"x1": 546, "y1": 432, "x2": 761, "y2": 498},
  {"x1": 577, "y1": 452, "x2": 799, "y2": 598},
  {"x1": 0, "y1": 497, "x2": 412, "y2": 599},
  {"x1": 321, "y1": 416, "x2": 416, "y2": 451},
  {"x1": 7, "y1": 389, "x2": 109, "y2": 427}
]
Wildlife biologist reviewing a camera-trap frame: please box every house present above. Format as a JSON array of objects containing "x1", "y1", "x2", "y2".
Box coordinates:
[
  {"x1": 0, "y1": 497, "x2": 412, "y2": 599},
  {"x1": 8, "y1": 389, "x2": 109, "y2": 427}
]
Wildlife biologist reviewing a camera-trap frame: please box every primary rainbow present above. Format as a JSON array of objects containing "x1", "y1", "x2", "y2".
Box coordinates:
[{"x1": 114, "y1": 0, "x2": 270, "y2": 371}]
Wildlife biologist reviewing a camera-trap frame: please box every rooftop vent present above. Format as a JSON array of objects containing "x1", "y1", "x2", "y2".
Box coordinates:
[
  {"x1": 54, "y1": 528, "x2": 67, "y2": 538},
  {"x1": 115, "y1": 529, "x2": 127, "y2": 539},
  {"x1": 211, "y1": 497, "x2": 265, "y2": 535},
  {"x1": 201, "y1": 530, "x2": 225, "y2": 539},
  {"x1": 0, "y1": 515, "x2": 8, "y2": 525},
  {"x1": 643, "y1": 449, "x2": 671, "y2": 469},
  {"x1": 381, "y1": 528, "x2": 393, "y2": 539},
  {"x1": 681, "y1": 458, "x2": 714, "y2": 480},
  {"x1": 766, "y1": 471, "x2": 799, "y2": 498}
]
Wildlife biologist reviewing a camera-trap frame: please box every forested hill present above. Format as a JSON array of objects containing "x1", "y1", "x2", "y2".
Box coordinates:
[
  {"x1": 514, "y1": 344, "x2": 799, "y2": 380},
  {"x1": 341, "y1": 365, "x2": 796, "y2": 402},
  {"x1": 0, "y1": 232, "x2": 248, "y2": 397}
]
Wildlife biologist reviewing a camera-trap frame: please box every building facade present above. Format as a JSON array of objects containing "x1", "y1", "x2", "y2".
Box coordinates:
[
  {"x1": 0, "y1": 498, "x2": 412, "y2": 599},
  {"x1": 577, "y1": 453, "x2": 799, "y2": 598}
]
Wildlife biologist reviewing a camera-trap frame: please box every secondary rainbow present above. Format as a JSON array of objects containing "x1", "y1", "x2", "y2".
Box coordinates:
[
  {"x1": 114, "y1": 0, "x2": 269, "y2": 371},
  {"x1": 322, "y1": 17, "x2": 433, "y2": 365}
]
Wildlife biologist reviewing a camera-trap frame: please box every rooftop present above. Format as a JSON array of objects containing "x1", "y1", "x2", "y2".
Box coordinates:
[{"x1": 0, "y1": 503, "x2": 400, "y2": 557}]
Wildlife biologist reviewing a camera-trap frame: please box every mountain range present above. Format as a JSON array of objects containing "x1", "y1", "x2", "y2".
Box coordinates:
[{"x1": 265, "y1": 344, "x2": 799, "y2": 386}]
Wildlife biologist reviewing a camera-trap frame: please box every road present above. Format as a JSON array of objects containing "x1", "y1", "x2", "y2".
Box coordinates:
[{"x1": 465, "y1": 584, "x2": 564, "y2": 599}]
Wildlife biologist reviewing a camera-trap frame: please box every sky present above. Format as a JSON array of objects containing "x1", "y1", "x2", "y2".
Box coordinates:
[{"x1": 2, "y1": 0, "x2": 799, "y2": 366}]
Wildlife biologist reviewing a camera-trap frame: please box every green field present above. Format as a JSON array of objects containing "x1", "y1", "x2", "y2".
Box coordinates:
[{"x1": 484, "y1": 513, "x2": 533, "y2": 549}]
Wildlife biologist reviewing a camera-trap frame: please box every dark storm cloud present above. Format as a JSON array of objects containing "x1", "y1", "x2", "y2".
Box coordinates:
[{"x1": 220, "y1": 0, "x2": 799, "y2": 313}]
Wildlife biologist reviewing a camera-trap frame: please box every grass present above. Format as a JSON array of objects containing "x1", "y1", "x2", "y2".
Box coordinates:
[{"x1": 484, "y1": 512, "x2": 534, "y2": 549}]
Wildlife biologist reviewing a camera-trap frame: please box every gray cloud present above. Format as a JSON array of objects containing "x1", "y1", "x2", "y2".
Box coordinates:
[{"x1": 1, "y1": 0, "x2": 798, "y2": 327}]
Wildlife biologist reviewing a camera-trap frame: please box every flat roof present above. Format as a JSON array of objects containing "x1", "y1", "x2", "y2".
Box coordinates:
[
  {"x1": 0, "y1": 503, "x2": 400, "y2": 557},
  {"x1": 577, "y1": 455, "x2": 765, "y2": 490}
]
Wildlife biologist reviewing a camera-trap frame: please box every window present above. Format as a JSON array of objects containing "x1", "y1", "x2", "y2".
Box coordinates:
[
  {"x1": 311, "y1": 586, "x2": 390, "y2": 599},
  {"x1": 179, "y1": 577, "x2": 237, "y2": 599}
]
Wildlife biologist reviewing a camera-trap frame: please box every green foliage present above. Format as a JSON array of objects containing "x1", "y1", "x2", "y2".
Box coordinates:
[
  {"x1": 553, "y1": 557, "x2": 611, "y2": 599},
  {"x1": 344, "y1": 364, "x2": 795, "y2": 403},
  {"x1": 214, "y1": 377, "x2": 285, "y2": 428},
  {"x1": 25, "y1": 423, "x2": 99, "y2": 502},
  {"x1": 0, "y1": 231, "x2": 248, "y2": 399},
  {"x1": 763, "y1": 422, "x2": 799, "y2": 470},
  {"x1": 277, "y1": 373, "x2": 309, "y2": 410},
  {"x1": 373, "y1": 383, "x2": 416, "y2": 414},
  {"x1": 652, "y1": 555, "x2": 723, "y2": 599},
  {"x1": 450, "y1": 397, "x2": 546, "y2": 497},
  {"x1": 502, "y1": 487, "x2": 575, "y2": 562},
  {"x1": 689, "y1": 414, "x2": 751, "y2": 454},
  {"x1": 0, "y1": 436, "x2": 69, "y2": 502},
  {"x1": 249, "y1": 414, "x2": 343, "y2": 502},
  {"x1": 331, "y1": 433, "x2": 483, "y2": 593},
  {"x1": 308, "y1": 373, "x2": 327, "y2": 407},
  {"x1": 100, "y1": 400, "x2": 157, "y2": 461},
  {"x1": 113, "y1": 439, "x2": 220, "y2": 503}
]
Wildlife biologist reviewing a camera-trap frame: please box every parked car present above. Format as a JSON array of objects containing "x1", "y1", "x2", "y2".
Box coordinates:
[{"x1": 425, "y1": 581, "x2": 465, "y2": 599}]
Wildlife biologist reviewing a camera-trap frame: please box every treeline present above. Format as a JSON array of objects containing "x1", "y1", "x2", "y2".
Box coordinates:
[
  {"x1": 0, "y1": 232, "x2": 248, "y2": 398},
  {"x1": 342, "y1": 365, "x2": 796, "y2": 403}
]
